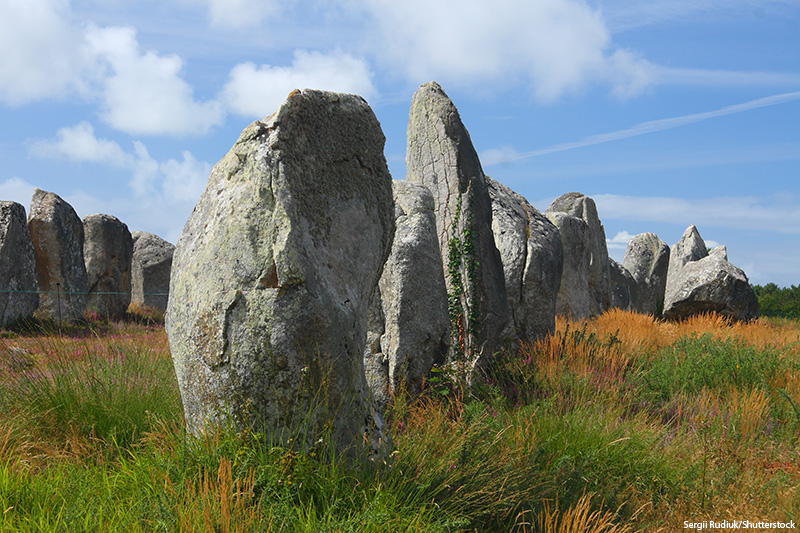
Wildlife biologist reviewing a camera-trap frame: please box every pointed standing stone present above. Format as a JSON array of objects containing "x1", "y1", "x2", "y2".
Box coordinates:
[
  {"x1": 406, "y1": 82, "x2": 510, "y2": 374},
  {"x1": 27, "y1": 189, "x2": 88, "y2": 323}
]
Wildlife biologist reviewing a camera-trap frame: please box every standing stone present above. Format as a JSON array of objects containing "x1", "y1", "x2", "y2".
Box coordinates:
[
  {"x1": 666, "y1": 224, "x2": 707, "y2": 299},
  {"x1": 622, "y1": 233, "x2": 670, "y2": 316},
  {"x1": 544, "y1": 211, "x2": 592, "y2": 319},
  {"x1": 166, "y1": 90, "x2": 395, "y2": 457},
  {"x1": 365, "y1": 181, "x2": 449, "y2": 408},
  {"x1": 406, "y1": 81, "x2": 510, "y2": 374},
  {"x1": 0, "y1": 202, "x2": 38, "y2": 326},
  {"x1": 83, "y1": 214, "x2": 133, "y2": 318},
  {"x1": 27, "y1": 189, "x2": 88, "y2": 323},
  {"x1": 609, "y1": 258, "x2": 636, "y2": 311},
  {"x1": 487, "y1": 177, "x2": 562, "y2": 341},
  {"x1": 663, "y1": 255, "x2": 759, "y2": 322},
  {"x1": 130, "y1": 231, "x2": 174, "y2": 312},
  {"x1": 545, "y1": 192, "x2": 611, "y2": 316}
]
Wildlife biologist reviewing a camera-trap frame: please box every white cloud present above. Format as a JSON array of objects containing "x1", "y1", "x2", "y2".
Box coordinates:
[
  {"x1": 593, "y1": 194, "x2": 800, "y2": 234},
  {"x1": 0, "y1": 0, "x2": 94, "y2": 105},
  {"x1": 29, "y1": 122, "x2": 133, "y2": 166},
  {"x1": 606, "y1": 230, "x2": 635, "y2": 251},
  {"x1": 222, "y1": 50, "x2": 377, "y2": 118},
  {"x1": 358, "y1": 0, "x2": 651, "y2": 101},
  {"x1": 86, "y1": 25, "x2": 224, "y2": 136}
]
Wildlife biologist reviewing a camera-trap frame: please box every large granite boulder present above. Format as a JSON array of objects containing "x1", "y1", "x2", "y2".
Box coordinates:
[
  {"x1": 663, "y1": 255, "x2": 759, "y2": 322},
  {"x1": 365, "y1": 181, "x2": 449, "y2": 408},
  {"x1": 166, "y1": 90, "x2": 395, "y2": 457},
  {"x1": 543, "y1": 211, "x2": 592, "y2": 319},
  {"x1": 609, "y1": 258, "x2": 636, "y2": 311},
  {"x1": 665, "y1": 224, "x2": 707, "y2": 298},
  {"x1": 623, "y1": 233, "x2": 670, "y2": 316},
  {"x1": 83, "y1": 214, "x2": 133, "y2": 318},
  {"x1": 406, "y1": 81, "x2": 509, "y2": 374},
  {"x1": 27, "y1": 189, "x2": 88, "y2": 323},
  {"x1": 0, "y1": 202, "x2": 38, "y2": 326},
  {"x1": 487, "y1": 177, "x2": 562, "y2": 341},
  {"x1": 545, "y1": 192, "x2": 610, "y2": 316},
  {"x1": 130, "y1": 231, "x2": 174, "y2": 312}
]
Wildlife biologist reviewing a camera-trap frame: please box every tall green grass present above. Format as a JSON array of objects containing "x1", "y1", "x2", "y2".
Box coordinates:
[{"x1": 0, "y1": 311, "x2": 798, "y2": 531}]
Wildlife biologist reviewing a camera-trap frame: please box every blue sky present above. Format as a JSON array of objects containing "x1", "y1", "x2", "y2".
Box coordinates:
[{"x1": 1, "y1": 0, "x2": 798, "y2": 287}]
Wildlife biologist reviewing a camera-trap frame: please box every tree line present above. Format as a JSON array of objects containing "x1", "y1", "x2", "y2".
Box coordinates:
[{"x1": 752, "y1": 284, "x2": 800, "y2": 318}]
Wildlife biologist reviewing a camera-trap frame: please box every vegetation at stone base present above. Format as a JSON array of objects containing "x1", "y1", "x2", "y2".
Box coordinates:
[
  {"x1": 0, "y1": 310, "x2": 799, "y2": 531},
  {"x1": 753, "y1": 283, "x2": 800, "y2": 318}
]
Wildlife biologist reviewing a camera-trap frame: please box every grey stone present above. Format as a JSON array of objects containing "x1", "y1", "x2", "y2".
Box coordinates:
[
  {"x1": 406, "y1": 81, "x2": 510, "y2": 374},
  {"x1": 83, "y1": 214, "x2": 133, "y2": 318},
  {"x1": 665, "y1": 224, "x2": 707, "y2": 300},
  {"x1": 27, "y1": 189, "x2": 88, "y2": 323},
  {"x1": 365, "y1": 181, "x2": 449, "y2": 408},
  {"x1": 609, "y1": 258, "x2": 636, "y2": 311},
  {"x1": 130, "y1": 231, "x2": 174, "y2": 312},
  {"x1": 622, "y1": 233, "x2": 670, "y2": 316},
  {"x1": 0, "y1": 201, "x2": 38, "y2": 326},
  {"x1": 662, "y1": 255, "x2": 759, "y2": 322},
  {"x1": 709, "y1": 245, "x2": 728, "y2": 261},
  {"x1": 544, "y1": 211, "x2": 592, "y2": 319},
  {"x1": 166, "y1": 89, "x2": 395, "y2": 458},
  {"x1": 545, "y1": 192, "x2": 611, "y2": 316},
  {"x1": 487, "y1": 176, "x2": 562, "y2": 340}
]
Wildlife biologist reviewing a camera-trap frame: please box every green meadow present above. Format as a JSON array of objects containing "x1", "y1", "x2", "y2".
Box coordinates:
[{"x1": 1, "y1": 309, "x2": 798, "y2": 532}]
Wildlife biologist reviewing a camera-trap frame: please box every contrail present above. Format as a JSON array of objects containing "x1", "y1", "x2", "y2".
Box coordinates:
[{"x1": 484, "y1": 90, "x2": 800, "y2": 163}]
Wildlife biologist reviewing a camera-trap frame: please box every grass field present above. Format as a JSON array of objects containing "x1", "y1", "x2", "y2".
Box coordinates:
[{"x1": 0, "y1": 309, "x2": 798, "y2": 531}]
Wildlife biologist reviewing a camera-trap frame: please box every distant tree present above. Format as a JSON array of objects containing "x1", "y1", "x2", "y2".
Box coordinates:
[{"x1": 752, "y1": 284, "x2": 800, "y2": 318}]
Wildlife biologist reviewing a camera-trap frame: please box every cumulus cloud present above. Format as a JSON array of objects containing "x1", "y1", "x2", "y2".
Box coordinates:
[
  {"x1": 30, "y1": 121, "x2": 210, "y2": 209},
  {"x1": 0, "y1": 0, "x2": 94, "y2": 105},
  {"x1": 222, "y1": 50, "x2": 377, "y2": 118},
  {"x1": 358, "y1": 0, "x2": 651, "y2": 101},
  {"x1": 87, "y1": 25, "x2": 224, "y2": 136},
  {"x1": 29, "y1": 122, "x2": 133, "y2": 166},
  {"x1": 593, "y1": 194, "x2": 800, "y2": 234}
]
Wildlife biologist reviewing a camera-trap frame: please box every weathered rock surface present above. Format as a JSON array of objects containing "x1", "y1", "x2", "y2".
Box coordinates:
[
  {"x1": 0, "y1": 202, "x2": 38, "y2": 326},
  {"x1": 83, "y1": 214, "x2": 133, "y2": 318},
  {"x1": 623, "y1": 233, "x2": 670, "y2": 316},
  {"x1": 663, "y1": 255, "x2": 759, "y2": 322},
  {"x1": 609, "y1": 258, "x2": 636, "y2": 311},
  {"x1": 365, "y1": 181, "x2": 449, "y2": 408},
  {"x1": 406, "y1": 81, "x2": 509, "y2": 373},
  {"x1": 131, "y1": 231, "x2": 174, "y2": 312},
  {"x1": 544, "y1": 211, "x2": 592, "y2": 319},
  {"x1": 545, "y1": 192, "x2": 610, "y2": 316},
  {"x1": 487, "y1": 177, "x2": 562, "y2": 340},
  {"x1": 27, "y1": 189, "x2": 88, "y2": 323},
  {"x1": 166, "y1": 90, "x2": 395, "y2": 457},
  {"x1": 666, "y1": 224, "x2": 707, "y2": 299},
  {"x1": 709, "y1": 245, "x2": 728, "y2": 261}
]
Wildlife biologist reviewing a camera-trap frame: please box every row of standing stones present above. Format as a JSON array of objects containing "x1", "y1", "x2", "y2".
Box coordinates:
[
  {"x1": 0, "y1": 189, "x2": 175, "y2": 327},
  {"x1": 162, "y1": 82, "x2": 757, "y2": 459},
  {"x1": 0, "y1": 82, "x2": 758, "y2": 459}
]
